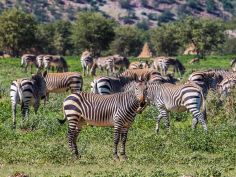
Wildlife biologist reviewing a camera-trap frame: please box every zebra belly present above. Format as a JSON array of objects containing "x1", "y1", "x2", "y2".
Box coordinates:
[
  {"x1": 169, "y1": 106, "x2": 187, "y2": 112},
  {"x1": 85, "y1": 120, "x2": 114, "y2": 127},
  {"x1": 47, "y1": 87, "x2": 67, "y2": 93}
]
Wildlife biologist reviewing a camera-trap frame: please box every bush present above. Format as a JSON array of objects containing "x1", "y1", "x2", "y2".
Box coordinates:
[
  {"x1": 147, "y1": 13, "x2": 158, "y2": 21},
  {"x1": 157, "y1": 10, "x2": 174, "y2": 24},
  {"x1": 119, "y1": 0, "x2": 131, "y2": 9}
]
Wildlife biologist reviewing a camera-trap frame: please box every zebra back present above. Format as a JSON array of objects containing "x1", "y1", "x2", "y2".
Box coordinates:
[{"x1": 45, "y1": 72, "x2": 83, "y2": 93}]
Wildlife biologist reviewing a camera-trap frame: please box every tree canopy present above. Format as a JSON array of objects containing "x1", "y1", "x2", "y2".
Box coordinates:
[{"x1": 0, "y1": 8, "x2": 37, "y2": 56}]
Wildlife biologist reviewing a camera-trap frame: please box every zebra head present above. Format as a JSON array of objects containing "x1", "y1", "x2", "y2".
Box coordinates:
[
  {"x1": 43, "y1": 55, "x2": 53, "y2": 70},
  {"x1": 133, "y1": 82, "x2": 148, "y2": 107}
]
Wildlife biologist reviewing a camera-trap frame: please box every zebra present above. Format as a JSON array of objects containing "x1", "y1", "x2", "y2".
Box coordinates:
[
  {"x1": 230, "y1": 58, "x2": 236, "y2": 72},
  {"x1": 120, "y1": 68, "x2": 162, "y2": 81},
  {"x1": 128, "y1": 61, "x2": 149, "y2": 70},
  {"x1": 145, "y1": 82, "x2": 207, "y2": 132},
  {"x1": 91, "y1": 76, "x2": 137, "y2": 95},
  {"x1": 152, "y1": 57, "x2": 185, "y2": 76},
  {"x1": 90, "y1": 56, "x2": 114, "y2": 76},
  {"x1": 80, "y1": 50, "x2": 93, "y2": 76},
  {"x1": 188, "y1": 69, "x2": 233, "y2": 97},
  {"x1": 217, "y1": 75, "x2": 236, "y2": 97},
  {"x1": 58, "y1": 82, "x2": 147, "y2": 160},
  {"x1": 10, "y1": 71, "x2": 47, "y2": 129},
  {"x1": 36, "y1": 55, "x2": 45, "y2": 70},
  {"x1": 21, "y1": 54, "x2": 38, "y2": 73},
  {"x1": 43, "y1": 55, "x2": 68, "y2": 72},
  {"x1": 113, "y1": 54, "x2": 130, "y2": 72},
  {"x1": 44, "y1": 72, "x2": 83, "y2": 103}
]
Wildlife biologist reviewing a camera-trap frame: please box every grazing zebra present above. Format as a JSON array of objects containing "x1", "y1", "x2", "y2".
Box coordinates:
[
  {"x1": 43, "y1": 55, "x2": 68, "y2": 72},
  {"x1": 217, "y1": 75, "x2": 236, "y2": 97},
  {"x1": 36, "y1": 55, "x2": 45, "y2": 70},
  {"x1": 91, "y1": 56, "x2": 114, "y2": 76},
  {"x1": 113, "y1": 54, "x2": 130, "y2": 72},
  {"x1": 91, "y1": 76, "x2": 137, "y2": 95},
  {"x1": 152, "y1": 57, "x2": 185, "y2": 76},
  {"x1": 91, "y1": 72, "x2": 177, "y2": 95},
  {"x1": 81, "y1": 50, "x2": 93, "y2": 76},
  {"x1": 146, "y1": 82, "x2": 207, "y2": 132},
  {"x1": 188, "y1": 69, "x2": 233, "y2": 97},
  {"x1": 21, "y1": 54, "x2": 38, "y2": 73},
  {"x1": 128, "y1": 61, "x2": 149, "y2": 70},
  {"x1": 10, "y1": 72, "x2": 47, "y2": 128},
  {"x1": 44, "y1": 72, "x2": 83, "y2": 103},
  {"x1": 59, "y1": 82, "x2": 147, "y2": 160}
]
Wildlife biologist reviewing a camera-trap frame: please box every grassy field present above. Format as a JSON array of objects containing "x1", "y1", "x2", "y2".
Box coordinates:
[{"x1": 0, "y1": 55, "x2": 236, "y2": 177}]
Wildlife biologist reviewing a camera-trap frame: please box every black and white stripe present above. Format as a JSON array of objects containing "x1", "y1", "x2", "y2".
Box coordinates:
[
  {"x1": 81, "y1": 51, "x2": 93, "y2": 76},
  {"x1": 44, "y1": 72, "x2": 83, "y2": 102},
  {"x1": 43, "y1": 55, "x2": 68, "y2": 72},
  {"x1": 10, "y1": 72, "x2": 47, "y2": 128},
  {"x1": 21, "y1": 54, "x2": 38, "y2": 73},
  {"x1": 59, "y1": 82, "x2": 147, "y2": 160},
  {"x1": 146, "y1": 82, "x2": 207, "y2": 132},
  {"x1": 91, "y1": 56, "x2": 114, "y2": 76}
]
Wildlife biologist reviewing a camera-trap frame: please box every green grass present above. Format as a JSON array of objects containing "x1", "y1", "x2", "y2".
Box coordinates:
[{"x1": 0, "y1": 55, "x2": 236, "y2": 177}]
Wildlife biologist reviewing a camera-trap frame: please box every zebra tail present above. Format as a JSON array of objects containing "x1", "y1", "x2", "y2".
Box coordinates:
[
  {"x1": 16, "y1": 82, "x2": 23, "y2": 105},
  {"x1": 57, "y1": 112, "x2": 67, "y2": 125}
]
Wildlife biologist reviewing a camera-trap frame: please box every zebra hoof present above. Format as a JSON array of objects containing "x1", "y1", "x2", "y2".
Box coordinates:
[{"x1": 113, "y1": 155, "x2": 120, "y2": 162}]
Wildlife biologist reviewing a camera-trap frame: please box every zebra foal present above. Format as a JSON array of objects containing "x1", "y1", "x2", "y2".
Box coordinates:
[
  {"x1": 59, "y1": 82, "x2": 147, "y2": 160},
  {"x1": 44, "y1": 72, "x2": 83, "y2": 102},
  {"x1": 10, "y1": 72, "x2": 47, "y2": 128},
  {"x1": 146, "y1": 82, "x2": 207, "y2": 132}
]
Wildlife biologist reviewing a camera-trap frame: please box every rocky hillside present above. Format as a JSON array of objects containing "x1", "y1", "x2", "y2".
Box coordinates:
[{"x1": 0, "y1": 0, "x2": 235, "y2": 26}]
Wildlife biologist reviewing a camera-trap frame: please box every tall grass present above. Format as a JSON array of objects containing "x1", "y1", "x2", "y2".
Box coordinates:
[{"x1": 0, "y1": 55, "x2": 235, "y2": 176}]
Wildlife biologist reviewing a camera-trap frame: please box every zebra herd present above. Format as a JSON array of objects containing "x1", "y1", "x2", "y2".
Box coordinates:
[{"x1": 9, "y1": 52, "x2": 236, "y2": 160}]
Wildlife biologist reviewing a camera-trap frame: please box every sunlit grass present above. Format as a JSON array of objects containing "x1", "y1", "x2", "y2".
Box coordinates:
[{"x1": 0, "y1": 55, "x2": 235, "y2": 176}]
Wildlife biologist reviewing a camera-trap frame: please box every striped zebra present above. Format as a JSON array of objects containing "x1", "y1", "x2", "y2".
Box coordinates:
[
  {"x1": 128, "y1": 61, "x2": 149, "y2": 69},
  {"x1": 43, "y1": 55, "x2": 68, "y2": 72},
  {"x1": 10, "y1": 72, "x2": 47, "y2": 128},
  {"x1": 217, "y1": 75, "x2": 236, "y2": 97},
  {"x1": 120, "y1": 68, "x2": 162, "y2": 81},
  {"x1": 21, "y1": 54, "x2": 38, "y2": 73},
  {"x1": 44, "y1": 72, "x2": 83, "y2": 103},
  {"x1": 80, "y1": 50, "x2": 93, "y2": 76},
  {"x1": 231, "y1": 58, "x2": 236, "y2": 72},
  {"x1": 91, "y1": 72, "x2": 177, "y2": 95},
  {"x1": 91, "y1": 56, "x2": 114, "y2": 76},
  {"x1": 146, "y1": 82, "x2": 207, "y2": 132},
  {"x1": 36, "y1": 55, "x2": 45, "y2": 70},
  {"x1": 152, "y1": 57, "x2": 185, "y2": 76},
  {"x1": 188, "y1": 69, "x2": 233, "y2": 97},
  {"x1": 91, "y1": 76, "x2": 136, "y2": 95},
  {"x1": 113, "y1": 55, "x2": 130, "y2": 72},
  {"x1": 59, "y1": 82, "x2": 147, "y2": 160}
]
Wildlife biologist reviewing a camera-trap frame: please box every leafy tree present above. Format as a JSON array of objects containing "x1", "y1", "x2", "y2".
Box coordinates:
[
  {"x1": 0, "y1": 8, "x2": 37, "y2": 56},
  {"x1": 136, "y1": 19, "x2": 149, "y2": 31},
  {"x1": 206, "y1": 0, "x2": 217, "y2": 13},
  {"x1": 179, "y1": 17, "x2": 225, "y2": 58},
  {"x1": 72, "y1": 11, "x2": 116, "y2": 56},
  {"x1": 157, "y1": 10, "x2": 174, "y2": 24},
  {"x1": 53, "y1": 20, "x2": 73, "y2": 55},
  {"x1": 110, "y1": 26, "x2": 144, "y2": 56},
  {"x1": 36, "y1": 23, "x2": 56, "y2": 54},
  {"x1": 149, "y1": 23, "x2": 182, "y2": 56}
]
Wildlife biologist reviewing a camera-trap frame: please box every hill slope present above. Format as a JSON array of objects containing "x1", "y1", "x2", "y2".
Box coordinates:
[{"x1": 0, "y1": 0, "x2": 235, "y2": 26}]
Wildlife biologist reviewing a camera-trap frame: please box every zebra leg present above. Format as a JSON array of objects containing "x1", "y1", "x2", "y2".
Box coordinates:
[
  {"x1": 190, "y1": 109, "x2": 207, "y2": 131},
  {"x1": 113, "y1": 127, "x2": 121, "y2": 161},
  {"x1": 68, "y1": 119, "x2": 81, "y2": 158},
  {"x1": 33, "y1": 99, "x2": 40, "y2": 114},
  {"x1": 12, "y1": 102, "x2": 17, "y2": 129},
  {"x1": 120, "y1": 128, "x2": 128, "y2": 160},
  {"x1": 156, "y1": 108, "x2": 169, "y2": 133}
]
